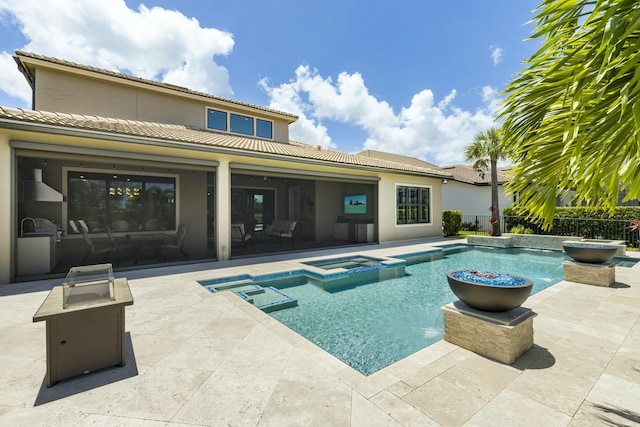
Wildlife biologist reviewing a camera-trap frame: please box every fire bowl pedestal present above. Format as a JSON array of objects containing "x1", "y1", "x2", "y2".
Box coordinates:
[
  {"x1": 442, "y1": 301, "x2": 537, "y2": 364},
  {"x1": 446, "y1": 270, "x2": 533, "y2": 312},
  {"x1": 563, "y1": 260, "x2": 616, "y2": 287}
]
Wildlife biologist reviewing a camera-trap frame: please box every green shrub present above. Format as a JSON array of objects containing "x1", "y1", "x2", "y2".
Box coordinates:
[
  {"x1": 503, "y1": 206, "x2": 640, "y2": 246},
  {"x1": 510, "y1": 224, "x2": 534, "y2": 234},
  {"x1": 442, "y1": 210, "x2": 462, "y2": 236},
  {"x1": 460, "y1": 221, "x2": 479, "y2": 232}
]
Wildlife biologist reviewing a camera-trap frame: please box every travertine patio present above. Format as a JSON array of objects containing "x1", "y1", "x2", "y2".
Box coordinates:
[{"x1": 1, "y1": 239, "x2": 639, "y2": 426}]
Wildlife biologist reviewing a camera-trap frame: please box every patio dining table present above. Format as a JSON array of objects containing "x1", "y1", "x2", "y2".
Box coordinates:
[{"x1": 127, "y1": 233, "x2": 171, "y2": 264}]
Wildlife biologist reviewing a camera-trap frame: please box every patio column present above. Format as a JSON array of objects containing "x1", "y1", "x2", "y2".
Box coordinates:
[
  {"x1": 0, "y1": 140, "x2": 12, "y2": 284},
  {"x1": 216, "y1": 159, "x2": 231, "y2": 260}
]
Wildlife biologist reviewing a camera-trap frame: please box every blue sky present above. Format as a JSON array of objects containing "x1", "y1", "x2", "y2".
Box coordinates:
[{"x1": 0, "y1": 0, "x2": 540, "y2": 165}]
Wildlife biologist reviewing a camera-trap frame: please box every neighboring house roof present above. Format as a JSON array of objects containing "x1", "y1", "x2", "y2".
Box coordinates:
[
  {"x1": 14, "y1": 51, "x2": 298, "y2": 123},
  {"x1": 0, "y1": 106, "x2": 450, "y2": 178},
  {"x1": 440, "y1": 164, "x2": 512, "y2": 185},
  {"x1": 357, "y1": 150, "x2": 443, "y2": 171}
]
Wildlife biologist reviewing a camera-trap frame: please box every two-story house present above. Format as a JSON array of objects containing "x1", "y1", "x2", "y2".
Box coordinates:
[{"x1": 0, "y1": 52, "x2": 449, "y2": 284}]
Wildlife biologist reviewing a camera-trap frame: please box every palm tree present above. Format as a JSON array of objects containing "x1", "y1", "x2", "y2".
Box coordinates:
[
  {"x1": 464, "y1": 126, "x2": 507, "y2": 236},
  {"x1": 500, "y1": 0, "x2": 640, "y2": 228}
]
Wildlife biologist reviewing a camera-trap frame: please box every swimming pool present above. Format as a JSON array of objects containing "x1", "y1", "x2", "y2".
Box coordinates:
[{"x1": 201, "y1": 245, "x2": 635, "y2": 375}]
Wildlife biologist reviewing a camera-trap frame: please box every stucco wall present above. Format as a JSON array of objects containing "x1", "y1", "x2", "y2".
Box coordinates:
[
  {"x1": 33, "y1": 68, "x2": 291, "y2": 143},
  {"x1": 35, "y1": 68, "x2": 138, "y2": 119},
  {"x1": 377, "y1": 174, "x2": 443, "y2": 242},
  {"x1": 442, "y1": 181, "x2": 513, "y2": 217}
]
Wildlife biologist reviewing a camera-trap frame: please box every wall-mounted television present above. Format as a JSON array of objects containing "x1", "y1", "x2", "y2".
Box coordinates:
[{"x1": 344, "y1": 194, "x2": 367, "y2": 214}]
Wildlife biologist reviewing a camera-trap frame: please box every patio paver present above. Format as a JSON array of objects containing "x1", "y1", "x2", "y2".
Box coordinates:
[{"x1": 1, "y1": 239, "x2": 639, "y2": 426}]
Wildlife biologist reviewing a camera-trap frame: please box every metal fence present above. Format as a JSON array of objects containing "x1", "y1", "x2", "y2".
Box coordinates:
[
  {"x1": 460, "y1": 214, "x2": 640, "y2": 248},
  {"x1": 460, "y1": 215, "x2": 493, "y2": 234}
]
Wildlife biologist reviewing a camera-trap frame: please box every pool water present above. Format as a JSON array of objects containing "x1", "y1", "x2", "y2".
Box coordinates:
[{"x1": 261, "y1": 246, "x2": 568, "y2": 375}]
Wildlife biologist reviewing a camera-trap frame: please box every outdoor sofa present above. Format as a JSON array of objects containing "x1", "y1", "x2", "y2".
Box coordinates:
[{"x1": 265, "y1": 220, "x2": 296, "y2": 242}]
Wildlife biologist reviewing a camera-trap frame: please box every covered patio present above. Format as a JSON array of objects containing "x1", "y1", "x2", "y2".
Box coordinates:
[{"x1": 14, "y1": 153, "x2": 380, "y2": 281}]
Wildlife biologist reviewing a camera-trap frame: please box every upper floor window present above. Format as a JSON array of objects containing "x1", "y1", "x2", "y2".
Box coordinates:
[
  {"x1": 230, "y1": 113, "x2": 253, "y2": 135},
  {"x1": 256, "y1": 119, "x2": 273, "y2": 139},
  {"x1": 207, "y1": 109, "x2": 227, "y2": 131},
  {"x1": 396, "y1": 185, "x2": 431, "y2": 225},
  {"x1": 206, "y1": 108, "x2": 273, "y2": 139}
]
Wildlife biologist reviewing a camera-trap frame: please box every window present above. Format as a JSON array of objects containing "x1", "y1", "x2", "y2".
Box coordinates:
[
  {"x1": 68, "y1": 171, "x2": 176, "y2": 232},
  {"x1": 207, "y1": 109, "x2": 227, "y2": 131},
  {"x1": 206, "y1": 108, "x2": 273, "y2": 139},
  {"x1": 230, "y1": 113, "x2": 254, "y2": 135},
  {"x1": 256, "y1": 119, "x2": 273, "y2": 139},
  {"x1": 396, "y1": 185, "x2": 430, "y2": 224}
]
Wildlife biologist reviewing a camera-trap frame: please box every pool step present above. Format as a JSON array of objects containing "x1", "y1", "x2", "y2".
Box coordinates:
[
  {"x1": 206, "y1": 278, "x2": 255, "y2": 291},
  {"x1": 205, "y1": 281, "x2": 296, "y2": 312},
  {"x1": 250, "y1": 286, "x2": 298, "y2": 313}
]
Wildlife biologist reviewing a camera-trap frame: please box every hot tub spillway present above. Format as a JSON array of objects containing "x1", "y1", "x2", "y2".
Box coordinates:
[{"x1": 204, "y1": 279, "x2": 297, "y2": 313}]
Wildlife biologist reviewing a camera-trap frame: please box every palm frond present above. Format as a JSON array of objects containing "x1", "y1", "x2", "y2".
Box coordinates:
[{"x1": 500, "y1": 0, "x2": 640, "y2": 227}]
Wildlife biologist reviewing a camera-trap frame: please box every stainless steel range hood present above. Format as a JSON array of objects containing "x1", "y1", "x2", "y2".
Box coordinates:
[{"x1": 21, "y1": 169, "x2": 64, "y2": 202}]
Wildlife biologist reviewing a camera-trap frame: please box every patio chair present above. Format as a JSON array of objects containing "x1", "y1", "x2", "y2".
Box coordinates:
[
  {"x1": 82, "y1": 228, "x2": 118, "y2": 264},
  {"x1": 265, "y1": 220, "x2": 296, "y2": 243},
  {"x1": 159, "y1": 223, "x2": 189, "y2": 261},
  {"x1": 68, "y1": 220, "x2": 80, "y2": 234},
  {"x1": 231, "y1": 223, "x2": 252, "y2": 247},
  {"x1": 106, "y1": 226, "x2": 130, "y2": 255},
  {"x1": 77, "y1": 219, "x2": 89, "y2": 232}
]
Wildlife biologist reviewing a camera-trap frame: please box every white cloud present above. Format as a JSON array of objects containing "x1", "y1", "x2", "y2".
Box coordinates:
[
  {"x1": 0, "y1": 52, "x2": 31, "y2": 104},
  {"x1": 0, "y1": 0, "x2": 234, "y2": 106},
  {"x1": 259, "y1": 72, "x2": 335, "y2": 149},
  {"x1": 482, "y1": 85, "x2": 501, "y2": 118},
  {"x1": 0, "y1": 0, "x2": 501, "y2": 166},
  {"x1": 490, "y1": 45, "x2": 504, "y2": 65},
  {"x1": 261, "y1": 66, "x2": 498, "y2": 165}
]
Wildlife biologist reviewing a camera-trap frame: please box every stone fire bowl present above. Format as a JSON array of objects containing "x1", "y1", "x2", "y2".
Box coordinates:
[
  {"x1": 446, "y1": 270, "x2": 533, "y2": 312},
  {"x1": 562, "y1": 242, "x2": 617, "y2": 264}
]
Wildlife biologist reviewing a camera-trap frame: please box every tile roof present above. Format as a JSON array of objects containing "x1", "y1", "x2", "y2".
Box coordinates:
[
  {"x1": 440, "y1": 164, "x2": 512, "y2": 185},
  {"x1": 357, "y1": 150, "x2": 443, "y2": 171},
  {"x1": 14, "y1": 51, "x2": 298, "y2": 122},
  {"x1": 356, "y1": 150, "x2": 511, "y2": 185},
  {"x1": 0, "y1": 106, "x2": 450, "y2": 178}
]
